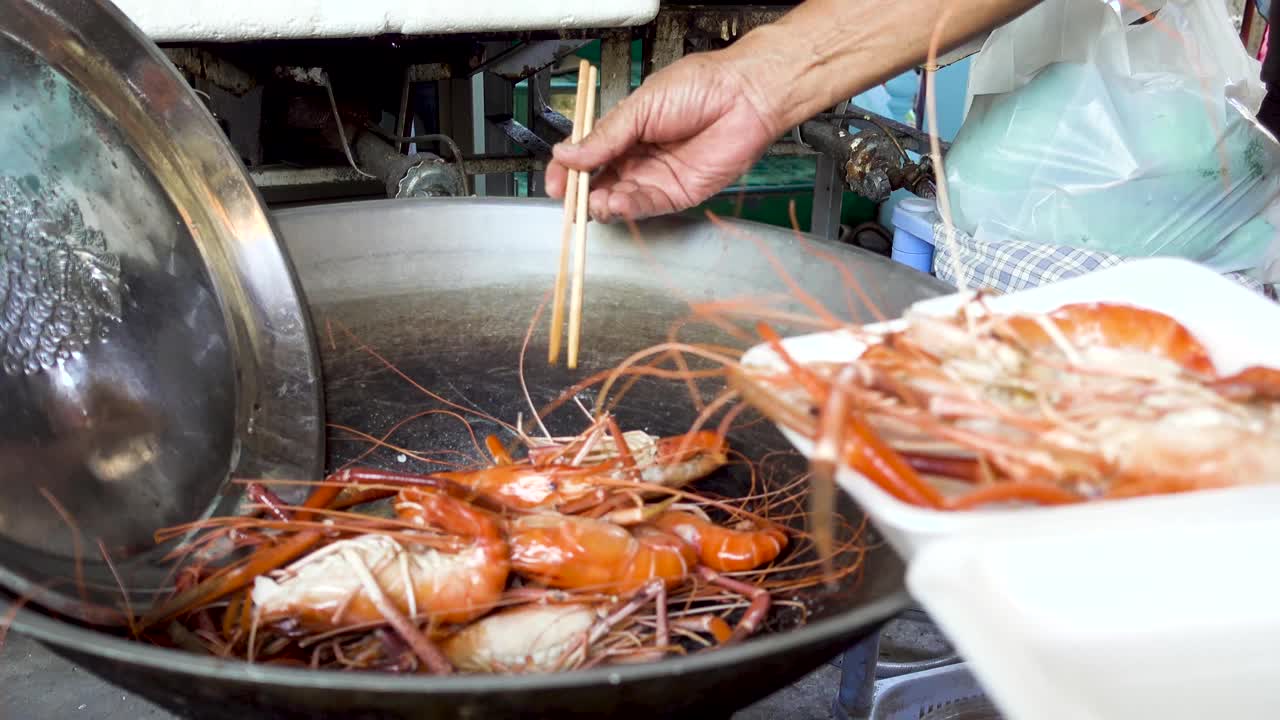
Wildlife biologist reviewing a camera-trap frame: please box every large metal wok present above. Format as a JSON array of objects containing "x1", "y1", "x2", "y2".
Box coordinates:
[{"x1": 6, "y1": 198, "x2": 952, "y2": 718}]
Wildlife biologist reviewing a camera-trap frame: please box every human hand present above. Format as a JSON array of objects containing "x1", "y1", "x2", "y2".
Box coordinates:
[
  {"x1": 545, "y1": 51, "x2": 783, "y2": 223},
  {"x1": 543, "y1": 0, "x2": 1043, "y2": 223}
]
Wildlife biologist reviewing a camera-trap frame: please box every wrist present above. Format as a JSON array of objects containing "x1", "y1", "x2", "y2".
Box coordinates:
[
  {"x1": 717, "y1": 23, "x2": 831, "y2": 135},
  {"x1": 718, "y1": 12, "x2": 881, "y2": 134},
  {"x1": 717, "y1": 0, "x2": 1041, "y2": 134}
]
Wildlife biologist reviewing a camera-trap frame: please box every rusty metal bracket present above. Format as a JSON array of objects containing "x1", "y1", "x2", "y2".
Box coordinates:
[
  {"x1": 407, "y1": 63, "x2": 453, "y2": 82},
  {"x1": 486, "y1": 113, "x2": 553, "y2": 160},
  {"x1": 817, "y1": 105, "x2": 951, "y2": 156},
  {"x1": 844, "y1": 132, "x2": 900, "y2": 202},
  {"x1": 799, "y1": 111, "x2": 944, "y2": 203},
  {"x1": 599, "y1": 30, "x2": 633, "y2": 114},
  {"x1": 353, "y1": 132, "x2": 466, "y2": 198},
  {"x1": 643, "y1": 5, "x2": 789, "y2": 76},
  {"x1": 474, "y1": 39, "x2": 591, "y2": 83},
  {"x1": 537, "y1": 106, "x2": 573, "y2": 139},
  {"x1": 165, "y1": 48, "x2": 257, "y2": 96}
]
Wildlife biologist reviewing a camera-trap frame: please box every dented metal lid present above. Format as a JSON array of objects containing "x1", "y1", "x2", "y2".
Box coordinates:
[{"x1": 0, "y1": 0, "x2": 322, "y2": 623}]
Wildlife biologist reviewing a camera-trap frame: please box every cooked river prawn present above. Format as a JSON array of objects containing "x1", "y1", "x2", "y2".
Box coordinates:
[
  {"x1": 731, "y1": 300, "x2": 1280, "y2": 510},
  {"x1": 441, "y1": 575, "x2": 750, "y2": 673},
  {"x1": 441, "y1": 603, "x2": 599, "y2": 673},
  {"x1": 251, "y1": 492, "x2": 510, "y2": 632},
  {"x1": 414, "y1": 489, "x2": 785, "y2": 642},
  {"x1": 108, "y1": 304, "x2": 874, "y2": 676},
  {"x1": 134, "y1": 425, "x2": 808, "y2": 674},
  {"x1": 328, "y1": 428, "x2": 728, "y2": 514},
  {"x1": 507, "y1": 511, "x2": 786, "y2": 592}
]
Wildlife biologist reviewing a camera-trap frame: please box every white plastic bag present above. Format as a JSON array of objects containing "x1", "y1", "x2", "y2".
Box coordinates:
[
  {"x1": 944, "y1": 0, "x2": 1280, "y2": 282},
  {"x1": 934, "y1": 1, "x2": 1164, "y2": 68}
]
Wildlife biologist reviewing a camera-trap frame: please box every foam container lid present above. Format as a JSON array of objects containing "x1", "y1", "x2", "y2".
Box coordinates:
[{"x1": 906, "y1": 483, "x2": 1280, "y2": 720}]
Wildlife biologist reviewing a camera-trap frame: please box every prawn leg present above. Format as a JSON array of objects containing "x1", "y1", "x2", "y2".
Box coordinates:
[
  {"x1": 485, "y1": 435, "x2": 515, "y2": 465},
  {"x1": 141, "y1": 470, "x2": 481, "y2": 631},
  {"x1": 392, "y1": 486, "x2": 504, "y2": 540},
  {"x1": 246, "y1": 482, "x2": 293, "y2": 522},
  {"x1": 339, "y1": 546, "x2": 453, "y2": 674},
  {"x1": 141, "y1": 527, "x2": 328, "y2": 630},
  {"x1": 550, "y1": 488, "x2": 611, "y2": 515},
  {"x1": 809, "y1": 366, "x2": 852, "y2": 581},
  {"x1": 947, "y1": 481, "x2": 1083, "y2": 509},
  {"x1": 604, "y1": 415, "x2": 641, "y2": 481},
  {"x1": 599, "y1": 496, "x2": 677, "y2": 526},
  {"x1": 562, "y1": 579, "x2": 668, "y2": 670},
  {"x1": 901, "y1": 454, "x2": 981, "y2": 483},
  {"x1": 323, "y1": 468, "x2": 498, "y2": 510},
  {"x1": 655, "y1": 583, "x2": 669, "y2": 648},
  {"x1": 739, "y1": 325, "x2": 945, "y2": 509},
  {"x1": 697, "y1": 566, "x2": 770, "y2": 643},
  {"x1": 671, "y1": 614, "x2": 734, "y2": 645},
  {"x1": 144, "y1": 472, "x2": 354, "y2": 628},
  {"x1": 843, "y1": 413, "x2": 946, "y2": 508}
]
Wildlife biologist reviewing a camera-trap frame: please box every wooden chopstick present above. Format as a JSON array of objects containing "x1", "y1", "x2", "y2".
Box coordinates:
[
  {"x1": 549, "y1": 59, "x2": 592, "y2": 366},
  {"x1": 566, "y1": 64, "x2": 599, "y2": 370}
]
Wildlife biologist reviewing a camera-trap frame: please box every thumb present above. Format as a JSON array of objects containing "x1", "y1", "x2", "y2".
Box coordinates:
[{"x1": 552, "y1": 95, "x2": 643, "y2": 172}]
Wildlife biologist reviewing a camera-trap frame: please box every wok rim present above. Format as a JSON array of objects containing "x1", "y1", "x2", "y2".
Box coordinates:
[{"x1": 5, "y1": 588, "x2": 909, "y2": 693}]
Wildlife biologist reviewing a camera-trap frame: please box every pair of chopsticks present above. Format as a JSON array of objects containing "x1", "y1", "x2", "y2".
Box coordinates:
[{"x1": 549, "y1": 59, "x2": 599, "y2": 370}]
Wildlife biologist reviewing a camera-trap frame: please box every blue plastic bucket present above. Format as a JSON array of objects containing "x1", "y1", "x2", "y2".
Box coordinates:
[{"x1": 890, "y1": 196, "x2": 938, "y2": 274}]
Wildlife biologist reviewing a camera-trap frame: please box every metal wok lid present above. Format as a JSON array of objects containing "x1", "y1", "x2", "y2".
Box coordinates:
[{"x1": 0, "y1": 0, "x2": 323, "y2": 623}]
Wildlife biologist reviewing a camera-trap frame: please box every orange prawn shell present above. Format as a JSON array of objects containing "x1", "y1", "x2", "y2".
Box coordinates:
[
  {"x1": 433, "y1": 430, "x2": 730, "y2": 512},
  {"x1": 652, "y1": 511, "x2": 788, "y2": 573},
  {"x1": 250, "y1": 486, "x2": 513, "y2": 630},
  {"x1": 250, "y1": 535, "x2": 510, "y2": 631},
  {"x1": 1209, "y1": 365, "x2": 1280, "y2": 401},
  {"x1": 654, "y1": 430, "x2": 728, "y2": 462},
  {"x1": 994, "y1": 302, "x2": 1217, "y2": 375},
  {"x1": 508, "y1": 514, "x2": 696, "y2": 594},
  {"x1": 433, "y1": 464, "x2": 602, "y2": 511}
]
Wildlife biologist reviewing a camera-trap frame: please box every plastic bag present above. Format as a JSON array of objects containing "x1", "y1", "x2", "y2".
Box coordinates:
[
  {"x1": 939, "y1": 1, "x2": 1168, "y2": 74},
  {"x1": 944, "y1": 0, "x2": 1280, "y2": 282}
]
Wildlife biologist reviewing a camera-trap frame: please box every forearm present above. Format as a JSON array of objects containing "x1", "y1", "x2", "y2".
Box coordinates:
[{"x1": 722, "y1": 0, "x2": 1042, "y2": 132}]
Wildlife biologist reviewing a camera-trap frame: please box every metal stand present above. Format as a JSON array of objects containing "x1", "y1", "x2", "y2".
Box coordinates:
[
  {"x1": 808, "y1": 101, "x2": 849, "y2": 242},
  {"x1": 832, "y1": 623, "x2": 883, "y2": 720},
  {"x1": 831, "y1": 610, "x2": 989, "y2": 720},
  {"x1": 479, "y1": 69, "x2": 516, "y2": 197}
]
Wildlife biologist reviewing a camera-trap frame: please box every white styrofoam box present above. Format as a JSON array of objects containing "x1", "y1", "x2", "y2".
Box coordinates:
[
  {"x1": 739, "y1": 257, "x2": 1280, "y2": 560},
  {"x1": 906, "y1": 482, "x2": 1280, "y2": 720},
  {"x1": 113, "y1": 0, "x2": 660, "y2": 42}
]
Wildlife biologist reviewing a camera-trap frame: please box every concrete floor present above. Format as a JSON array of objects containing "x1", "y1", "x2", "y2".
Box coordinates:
[
  {"x1": 1, "y1": 631, "x2": 842, "y2": 719},
  {"x1": 2, "y1": 632, "x2": 170, "y2": 720}
]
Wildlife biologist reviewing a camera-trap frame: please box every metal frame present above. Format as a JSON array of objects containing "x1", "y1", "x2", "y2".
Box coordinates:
[
  {"x1": 810, "y1": 100, "x2": 850, "y2": 241},
  {"x1": 479, "y1": 49, "x2": 517, "y2": 197},
  {"x1": 831, "y1": 609, "x2": 970, "y2": 720},
  {"x1": 162, "y1": 4, "x2": 945, "y2": 215}
]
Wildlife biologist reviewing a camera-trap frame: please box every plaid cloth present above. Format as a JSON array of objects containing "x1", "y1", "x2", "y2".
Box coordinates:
[{"x1": 929, "y1": 221, "x2": 1277, "y2": 299}]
